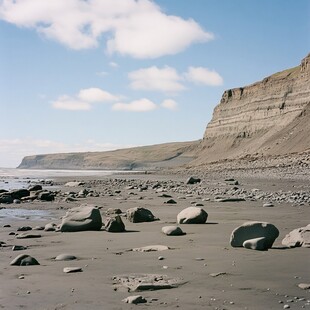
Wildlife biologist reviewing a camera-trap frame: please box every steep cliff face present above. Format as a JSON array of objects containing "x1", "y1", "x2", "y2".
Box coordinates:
[{"x1": 195, "y1": 54, "x2": 310, "y2": 163}]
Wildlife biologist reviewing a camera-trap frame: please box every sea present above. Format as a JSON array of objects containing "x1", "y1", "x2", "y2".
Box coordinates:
[
  {"x1": 0, "y1": 168, "x2": 118, "y2": 222},
  {"x1": 0, "y1": 167, "x2": 118, "y2": 191}
]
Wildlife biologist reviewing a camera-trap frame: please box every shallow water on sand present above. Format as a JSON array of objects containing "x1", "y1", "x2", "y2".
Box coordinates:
[
  {"x1": 0, "y1": 208, "x2": 54, "y2": 222},
  {"x1": 0, "y1": 168, "x2": 118, "y2": 190}
]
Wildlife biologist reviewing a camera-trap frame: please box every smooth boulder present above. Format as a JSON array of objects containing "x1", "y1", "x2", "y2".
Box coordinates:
[
  {"x1": 230, "y1": 221, "x2": 279, "y2": 248},
  {"x1": 162, "y1": 226, "x2": 185, "y2": 236},
  {"x1": 126, "y1": 207, "x2": 158, "y2": 223},
  {"x1": 10, "y1": 254, "x2": 40, "y2": 266},
  {"x1": 177, "y1": 207, "x2": 208, "y2": 224},
  {"x1": 282, "y1": 224, "x2": 310, "y2": 248},
  {"x1": 60, "y1": 205, "x2": 102, "y2": 232}
]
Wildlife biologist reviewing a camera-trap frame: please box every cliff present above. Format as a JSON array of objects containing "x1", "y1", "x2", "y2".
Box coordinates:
[
  {"x1": 18, "y1": 54, "x2": 310, "y2": 170},
  {"x1": 192, "y1": 53, "x2": 310, "y2": 164},
  {"x1": 18, "y1": 141, "x2": 199, "y2": 170}
]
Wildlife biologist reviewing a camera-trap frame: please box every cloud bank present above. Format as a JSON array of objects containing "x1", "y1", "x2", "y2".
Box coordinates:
[{"x1": 0, "y1": 0, "x2": 213, "y2": 58}]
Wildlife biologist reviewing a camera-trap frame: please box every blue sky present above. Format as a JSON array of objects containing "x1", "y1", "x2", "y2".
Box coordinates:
[{"x1": 0, "y1": 0, "x2": 309, "y2": 167}]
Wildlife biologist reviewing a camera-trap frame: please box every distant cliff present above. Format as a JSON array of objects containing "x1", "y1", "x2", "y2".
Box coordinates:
[
  {"x1": 192, "y1": 53, "x2": 310, "y2": 164},
  {"x1": 18, "y1": 141, "x2": 199, "y2": 170},
  {"x1": 18, "y1": 54, "x2": 310, "y2": 170}
]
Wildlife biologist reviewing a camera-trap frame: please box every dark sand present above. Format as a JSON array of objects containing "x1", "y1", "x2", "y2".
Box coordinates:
[{"x1": 0, "y1": 172, "x2": 309, "y2": 309}]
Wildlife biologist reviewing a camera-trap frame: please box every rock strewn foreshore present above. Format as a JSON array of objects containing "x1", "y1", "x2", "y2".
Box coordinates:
[{"x1": 0, "y1": 168, "x2": 309, "y2": 309}]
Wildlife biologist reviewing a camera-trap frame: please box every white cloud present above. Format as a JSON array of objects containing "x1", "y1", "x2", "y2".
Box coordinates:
[
  {"x1": 128, "y1": 66, "x2": 185, "y2": 93},
  {"x1": 52, "y1": 95, "x2": 91, "y2": 111},
  {"x1": 161, "y1": 99, "x2": 178, "y2": 111},
  {"x1": 78, "y1": 88, "x2": 119, "y2": 102},
  {"x1": 52, "y1": 88, "x2": 119, "y2": 111},
  {"x1": 0, "y1": 0, "x2": 213, "y2": 58},
  {"x1": 112, "y1": 98, "x2": 157, "y2": 112},
  {"x1": 0, "y1": 138, "x2": 137, "y2": 168},
  {"x1": 185, "y1": 66, "x2": 223, "y2": 86}
]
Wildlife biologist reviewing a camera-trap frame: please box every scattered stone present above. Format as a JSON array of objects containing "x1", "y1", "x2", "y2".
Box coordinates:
[
  {"x1": 12, "y1": 245, "x2": 27, "y2": 251},
  {"x1": 126, "y1": 207, "x2": 158, "y2": 223},
  {"x1": 64, "y1": 181, "x2": 85, "y2": 187},
  {"x1": 162, "y1": 226, "x2": 185, "y2": 236},
  {"x1": 13, "y1": 199, "x2": 21, "y2": 204},
  {"x1": 210, "y1": 272, "x2": 227, "y2": 277},
  {"x1": 132, "y1": 245, "x2": 170, "y2": 252},
  {"x1": 63, "y1": 267, "x2": 82, "y2": 273},
  {"x1": 16, "y1": 233, "x2": 41, "y2": 239},
  {"x1": 44, "y1": 223, "x2": 57, "y2": 231},
  {"x1": 9, "y1": 189, "x2": 30, "y2": 200},
  {"x1": 164, "y1": 199, "x2": 177, "y2": 204},
  {"x1": 60, "y1": 204, "x2": 102, "y2": 232},
  {"x1": 3, "y1": 224, "x2": 11, "y2": 228},
  {"x1": 230, "y1": 221, "x2": 279, "y2": 248},
  {"x1": 158, "y1": 256, "x2": 164, "y2": 260},
  {"x1": 186, "y1": 177, "x2": 201, "y2": 185},
  {"x1": 298, "y1": 283, "x2": 310, "y2": 290},
  {"x1": 105, "y1": 208, "x2": 122, "y2": 216},
  {"x1": 177, "y1": 207, "x2": 208, "y2": 224},
  {"x1": 215, "y1": 197, "x2": 245, "y2": 202},
  {"x1": 37, "y1": 191, "x2": 55, "y2": 201},
  {"x1": 104, "y1": 215, "x2": 126, "y2": 232},
  {"x1": 10, "y1": 254, "x2": 40, "y2": 266},
  {"x1": 28, "y1": 184, "x2": 43, "y2": 191},
  {"x1": 243, "y1": 237, "x2": 270, "y2": 251},
  {"x1": 17, "y1": 226, "x2": 32, "y2": 232},
  {"x1": 55, "y1": 254, "x2": 77, "y2": 261},
  {"x1": 283, "y1": 305, "x2": 290, "y2": 309},
  {"x1": 158, "y1": 194, "x2": 172, "y2": 198},
  {"x1": 263, "y1": 203, "x2": 274, "y2": 207},
  {"x1": 33, "y1": 226, "x2": 45, "y2": 231},
  {"x1": 282, "y1": 224, "x2": 310, "y2": 248},
  {"x1": 123, "y1": 295, "x2": 147, "y2": 304}
]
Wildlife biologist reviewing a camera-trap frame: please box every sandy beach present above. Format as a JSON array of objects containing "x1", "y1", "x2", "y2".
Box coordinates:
[{"x1": 0, "y1": 171, "x2": 309, "y2": 310}]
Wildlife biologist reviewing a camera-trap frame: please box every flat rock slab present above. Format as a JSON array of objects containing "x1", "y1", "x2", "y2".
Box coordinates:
[
  {"x1": 112, "y1": 274, "x2": 184, "y2": 292},
  {"x1": 131, "y1": 245, "x2": 170, "y2": 252},
  {"x1": 63, "y1": 267, "x2": 83, "y2": 273},
  {"x1": 215, "y1": 197, "x2": 245, "y2": 202},
  {"x1": 16, "y1": 233, "x2": 41, "y2": 239}
]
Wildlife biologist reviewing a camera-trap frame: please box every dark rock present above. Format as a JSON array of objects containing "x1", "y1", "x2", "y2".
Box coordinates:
[
  {"x1": 38, "y1": 191, "x2": 55, "y2": 201},
  {"x1": 9, "y1": 189, "x2": 30, "y2": 200},
  {"x1": 28, "y1": 185, "x2": 43, "y2": 191},
  {"x1": 12, "y1": 245, "x2": 27, "y2": 251},
  {"x1": 164, "y1": 199, "x2": 177, "y2": 204},
  {"x1": 17, "y1": 226, "x2": 32, "y2": 232},
  {"x1": 105, "y1": 215, "x2": 126, "y2": 232},
  {"x1": 10, "y1": 254, "x2": 40, "y2": 266},
  {"x1": 126, "y1": 207, "x2": 158, "y2": 223},
  {"x1": 186, "y1": 177, "x2": 201, "y2": 185}
]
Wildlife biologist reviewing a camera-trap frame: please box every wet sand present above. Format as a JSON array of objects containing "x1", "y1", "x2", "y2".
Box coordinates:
[{"x1": 0, "y1": 172, "x2": 309, "y2": 309}]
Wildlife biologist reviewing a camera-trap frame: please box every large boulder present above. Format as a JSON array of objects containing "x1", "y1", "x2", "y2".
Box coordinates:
[
  {"x1": 177, "y1": 207, "x2": 208, "y2": 224},
  {"x1": 282, "y1": 224, "x2": 310, "y2": 248},
  {"x1": 60, "y1": 205, "x2": 102, "y2": 232},
  {"x1": 230, "y1": 221, "x2": 279, "y2": 248},
  {"x1": 126, "y1": 207, "x2": 158, "y2": 223}
]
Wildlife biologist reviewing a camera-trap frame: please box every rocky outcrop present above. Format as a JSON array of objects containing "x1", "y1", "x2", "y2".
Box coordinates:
[{"x1": 195, "y1": 54, "x2": 310, "y2": 163}]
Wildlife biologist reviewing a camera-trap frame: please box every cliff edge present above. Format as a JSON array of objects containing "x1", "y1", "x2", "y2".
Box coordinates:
[{"x1": 192, "y1": 53, "x2": 310, "y2": 165}]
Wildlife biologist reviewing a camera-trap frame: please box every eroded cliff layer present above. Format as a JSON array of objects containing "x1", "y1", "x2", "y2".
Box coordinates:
[{"x1": 195, "y1": 54, "x2": 310, "y2": 163}]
